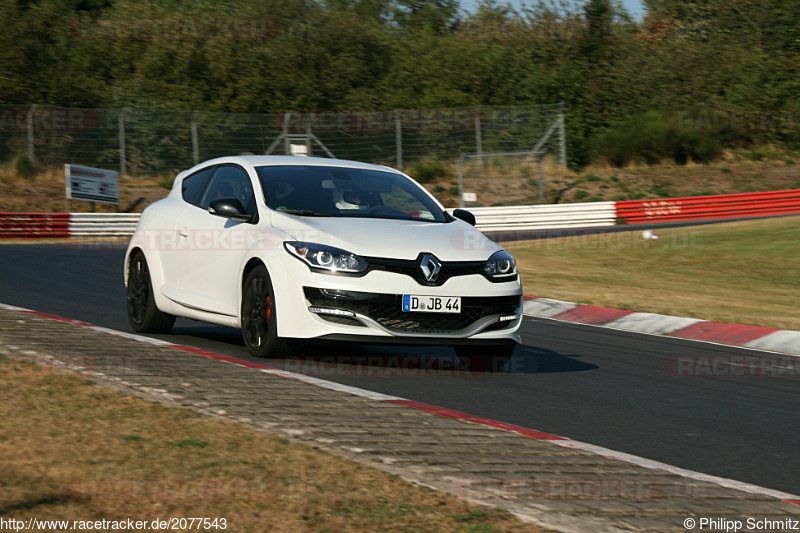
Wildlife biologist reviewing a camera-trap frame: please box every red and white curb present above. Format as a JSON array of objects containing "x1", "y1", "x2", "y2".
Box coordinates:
[
  {"x1": 2, "y1": 301, "x2": 799, "y2": 507},
  {"x1": 523, "y1": 297, "x2": 800, "y2": 356}
]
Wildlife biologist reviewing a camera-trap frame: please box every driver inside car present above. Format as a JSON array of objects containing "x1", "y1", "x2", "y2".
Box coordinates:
[{"x1": 333, "y1": 188, "x2": 370, "y2": 210}]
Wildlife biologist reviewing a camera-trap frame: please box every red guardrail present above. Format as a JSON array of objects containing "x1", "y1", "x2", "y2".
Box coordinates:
[
  {"x1": 0, "y1": 213, "x2": 72, "y2": 239},
  {"x1": 616, "y1": 189, "x2": 800, "y2": 224}
]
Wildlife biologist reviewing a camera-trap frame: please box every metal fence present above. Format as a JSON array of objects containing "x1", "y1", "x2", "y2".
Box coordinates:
[{"x1": 0, "y1": 103, "x2": 566, "y2": 177}]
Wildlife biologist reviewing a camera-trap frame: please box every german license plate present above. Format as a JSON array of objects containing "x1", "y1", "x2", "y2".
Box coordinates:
[{"x1": 402, "y1": 295, "x2": 461, "y2": 313}]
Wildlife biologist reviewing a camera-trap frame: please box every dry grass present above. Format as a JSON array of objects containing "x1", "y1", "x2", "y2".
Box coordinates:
[
  {"x1": 511, "y1": 216, "x2": 800, "y2": 330},
  {"x1": 0, "y1": 355, "x2": 546, "y2": 533},
  {"x1": 420, "y1": 152, "x2": 800, "y2": 208}
]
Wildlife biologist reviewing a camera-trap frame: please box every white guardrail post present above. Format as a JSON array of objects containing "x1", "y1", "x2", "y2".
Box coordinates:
[
  {"x1": 451, "y1": 202, "x2": 617, "y2": 232},
  {"x1": 69, "y1": 213, "x2": 141, "y2": 237}
]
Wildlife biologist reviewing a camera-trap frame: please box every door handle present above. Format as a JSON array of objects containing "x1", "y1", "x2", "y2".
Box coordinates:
[{"x1": 178, "y1": 227, "x2": 190, "y2": 237}]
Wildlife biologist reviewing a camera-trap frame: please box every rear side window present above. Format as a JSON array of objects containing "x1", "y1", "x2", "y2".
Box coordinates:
[{"x1": 181, "y1": 166, "x2": 214, "y2": 206}]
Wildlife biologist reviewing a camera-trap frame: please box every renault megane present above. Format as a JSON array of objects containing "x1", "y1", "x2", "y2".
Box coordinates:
[{"x1": 124, "y1": 156, "x2": 522, "y2": 366}]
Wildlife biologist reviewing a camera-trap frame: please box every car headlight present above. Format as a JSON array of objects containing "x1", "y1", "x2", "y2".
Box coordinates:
[
  {"x1": 284, "y1": 241, "x2": 368, "y2": 274},
  {"x1": 484, "y1": 250, "x2": 517, "y2": 280}
]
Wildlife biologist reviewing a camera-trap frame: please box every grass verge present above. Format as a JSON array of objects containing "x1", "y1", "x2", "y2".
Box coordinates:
[
  {"x1": 512, "y1": 216, "x2": 800, "y2": 330},
  {"x1": 0, "y1": 355, "x2": 545, "y2": 532}
]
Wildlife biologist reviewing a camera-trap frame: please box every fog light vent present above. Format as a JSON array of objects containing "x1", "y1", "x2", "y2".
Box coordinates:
[{"x1": 309, "y1": 306, "x2": 357, "y2": 318}]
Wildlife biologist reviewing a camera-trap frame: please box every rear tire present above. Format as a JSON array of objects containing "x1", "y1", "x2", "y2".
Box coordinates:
[
  {"x1": 126, "y1": 252, "x2": 175, "y2": 333},
  {"x1": 241, "y1": 265, "x2": 292, "y2": 358}
]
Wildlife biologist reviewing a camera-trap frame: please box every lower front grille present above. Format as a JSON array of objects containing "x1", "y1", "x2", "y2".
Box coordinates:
[
  {"x1": 305, "y1": 288, "x2": 520, "y2": 335},
  {"x1": 318, "y1": 314, "x2": 366, "y2": 327},
  {"x1": 367, "y1": 304, "x2": 486, "y2": 334}
]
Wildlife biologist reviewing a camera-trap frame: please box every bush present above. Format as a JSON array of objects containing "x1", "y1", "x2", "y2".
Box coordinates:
[
  {"x1": 590, "y1": 111, "x2": 722, "y2": 168},
  {"x1": 157, "y1": 176, "x2": 174, "y2": 189},
  {"x1": 409, "y1": 158, "x2": 447, "y2": 184},
  {"x1": 573, "y1": 189, "x2": 589, "y2": 200},
  {"x1": 12, "y1": 151, "x2": 33, "y2": 178},
  {"x1": 651, "y1": 183, "x2": 670, "y2": 197}
]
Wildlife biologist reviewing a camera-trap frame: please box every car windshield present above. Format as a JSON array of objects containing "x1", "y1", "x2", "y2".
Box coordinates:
[{"x1": 256, "y1": 165, "x2": 448, "y2": 223}]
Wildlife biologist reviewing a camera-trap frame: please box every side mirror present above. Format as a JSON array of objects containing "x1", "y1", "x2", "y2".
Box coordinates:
[
  {"x1": 208, "y1": 198, "x2": 252, "y2": 223},
  {"x1": 452, "y1": 208, "x2": 476, "y2": 226}
]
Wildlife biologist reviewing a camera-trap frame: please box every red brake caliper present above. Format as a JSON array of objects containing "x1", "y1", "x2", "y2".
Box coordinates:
[{"x1": 265, "y1": 296, "x2": 271, "y2": 323}]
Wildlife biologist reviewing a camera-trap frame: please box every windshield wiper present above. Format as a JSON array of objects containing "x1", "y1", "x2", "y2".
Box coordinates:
[{"x1": 275, "y1": 208, "x2": 331, "y2": 217}]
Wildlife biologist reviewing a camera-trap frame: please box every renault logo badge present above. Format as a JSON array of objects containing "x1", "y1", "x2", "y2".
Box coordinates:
[{"x1": 419, "y1": 254, "x2": 442, "y2": 282}]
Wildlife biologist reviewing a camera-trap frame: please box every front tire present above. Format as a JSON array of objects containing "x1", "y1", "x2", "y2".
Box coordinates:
[
  {"x1": 241, "y1": 265, "x2": 292, "y2": 358},
  {"x1": 126, "y1": 252, "x2": 175, "y2": 333}
]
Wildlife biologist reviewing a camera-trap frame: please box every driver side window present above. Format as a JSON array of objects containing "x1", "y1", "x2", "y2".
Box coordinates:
[{"x1": 200, "y1": 165, "x2": 257, "y2": 216}]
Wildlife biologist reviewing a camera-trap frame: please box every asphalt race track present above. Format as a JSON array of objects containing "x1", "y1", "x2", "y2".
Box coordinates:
[{"x1": 1, "y1": 243, "x2": 798, "y2": 496}]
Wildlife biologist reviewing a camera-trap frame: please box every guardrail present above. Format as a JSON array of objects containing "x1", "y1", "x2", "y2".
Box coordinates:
[
  {"x1": 616, "y1": 189, "x2": 800, "y2": 224},
  {"x1": 2, "y1": 203, "x2": 620, "y2": 239},
  {"x1": 467, "y1": 202, "x2": 617, "y2": 232},
  {"x1": 0, "y1": 212, "x2": 140, "y2": 239},
  {"x1": 0, "y1": 213, "x2": 72, "y2": 239},
  {"x1": 3, "y1": 189, "x2": 800, "y2": 239}
]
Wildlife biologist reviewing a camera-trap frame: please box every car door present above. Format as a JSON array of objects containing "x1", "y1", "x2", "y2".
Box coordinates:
[
  {"x1": 172, "y1": 164, "x2": 259, "y2": 318},
  {"x1": 158, "y1": 165, "x2": 215, "y2": 295}
]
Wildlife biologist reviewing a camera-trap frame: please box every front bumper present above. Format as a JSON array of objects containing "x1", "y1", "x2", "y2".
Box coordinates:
[
  {"x1": 270, "y1": 256, "x2": 523, "y2": 344},
  {"x1": 304, "y1": 288, "x2": 521, "y2": 339}
]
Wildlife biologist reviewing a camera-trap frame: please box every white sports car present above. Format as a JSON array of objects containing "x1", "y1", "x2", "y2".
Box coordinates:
[{"x1": 124, "y1": 156, "x2": 522, "y2": 366}]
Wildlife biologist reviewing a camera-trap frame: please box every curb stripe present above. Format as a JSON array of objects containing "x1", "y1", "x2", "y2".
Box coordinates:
[
  {"x1": 171, "y1": 344, "x2": 274, "y2": 369},
  {"x1": 524, "y1": 298, "x2": 800, "y2": 356},
  {"x1": 668, "y1": 321, "x2": 781, "y2": 345},
  {"x1": 387, "y1": 399, "x2": 568, "y2": 440},
  {"x1": 551, "y1": 305, "x2": 635, "y2": 325}
]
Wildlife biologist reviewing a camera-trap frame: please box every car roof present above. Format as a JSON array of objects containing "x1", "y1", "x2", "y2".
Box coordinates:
[{"x1": 193, "y1": 155, "x2": 397, "y2": 173}]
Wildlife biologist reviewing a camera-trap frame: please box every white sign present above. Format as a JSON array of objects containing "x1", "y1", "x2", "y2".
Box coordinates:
[
  {"x1": 290, "y1": 143, "x2": 309, "y2": 157},
  {"x1": 462, "y1": 192, "x2": 477, "y2": 202},
  {"x1": 65, "y1": 164, "x2": 119, "y2": 205}
]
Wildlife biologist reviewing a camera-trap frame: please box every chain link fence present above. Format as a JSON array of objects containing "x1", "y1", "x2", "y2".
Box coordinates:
[{"x1": 0, "y1": 103, "x2": 565, "y2": 177}]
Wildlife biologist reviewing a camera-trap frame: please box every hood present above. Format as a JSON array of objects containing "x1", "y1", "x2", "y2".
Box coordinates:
[{"x1": 270, "y1": 213, "x2": 503, "y2": 261}]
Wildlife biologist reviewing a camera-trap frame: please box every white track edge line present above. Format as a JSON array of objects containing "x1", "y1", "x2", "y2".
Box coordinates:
[
  {"x1": 550, "y1": 439, "x2": 800, "y2": 501},
  {"x1": 258, "y1": 368, "x2": 404, "y2": 401}
]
